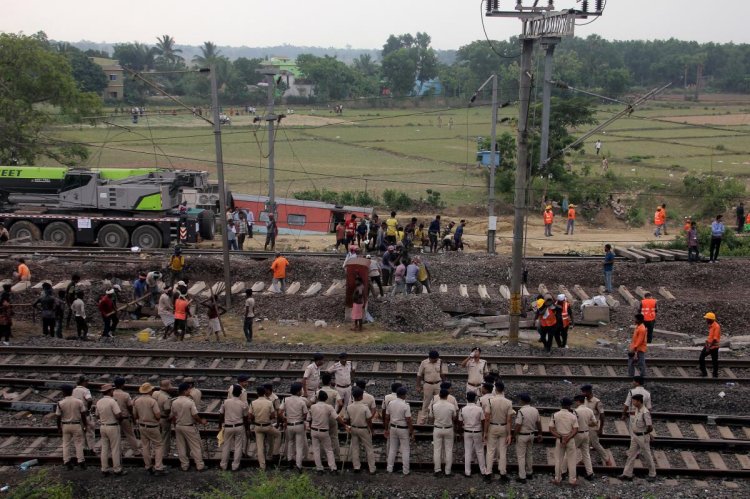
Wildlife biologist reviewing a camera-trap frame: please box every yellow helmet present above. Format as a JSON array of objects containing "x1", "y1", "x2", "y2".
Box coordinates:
[{"x1": 703, "y1": 312, "x2": 716, "y2": 321}]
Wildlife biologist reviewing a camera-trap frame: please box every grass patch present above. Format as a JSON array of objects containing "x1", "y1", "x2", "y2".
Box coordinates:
[
  {"x1": 198, "y1": 471, "x2": 325, "y2": 499},
  {"x1": 7, "y1": 470, "x2": 73, "y2": 499}
]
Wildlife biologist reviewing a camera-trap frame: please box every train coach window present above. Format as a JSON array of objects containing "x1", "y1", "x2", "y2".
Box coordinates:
[{"x1": 287, "y1": 214, "x2": 306, "y2": 226}]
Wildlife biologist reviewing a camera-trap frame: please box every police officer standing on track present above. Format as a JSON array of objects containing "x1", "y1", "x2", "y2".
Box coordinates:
[
  {"x1": 550, "y1": 397, "x2": 578, "y2": 487},
  {"x1": 581, "y1": 384, "x2": 614, "y2": 466},
  {"x1": 483, "y1": 381, "x2": 513, "y2": 482},
  {"x1": 308, "y1": 390, "x2": 348, "y2": 473},
  {"x1": 153, "y1": 379, "x2": 173, "y2": 454},
  {"x1": 513, "y1": 393, "x2": 542, "y2": 484},
  {"x1": 72, "y1": 376, "x2": 96, "y2": 456},
  {"x1": 384, "y1": 386, "x2": 413, "y2": 475},
  {"x1": 133, "y1": 382, "x2": 166, "y2": 475},
  {"x1": 460, "y1": 347, "x2": 488, "y2": 396},
  {"x1": 112, "y1": 377, "x2": 141, "y2": 455},
  {"x1": 96, "y1": 384, "x2": 126, "y2": 477},
  {"x1": 171, "y1": 382, "x2": 207, "y2": 472},
  {"x1": 343, "y1": 386, "x2": 376, "y2": 475},
  {"x1": 618, "y1": 394, "x2": 657, "y2": 482},
  {"x1": 572, "y1": 395, "x2": 597, "y2": 481},
  {"x1": 250, "y1": 386, "x2": 281, "y2": 471},
  {"x1": 280, "y1": 383, "x2": 309, "y2": 472},
  {"x1": 430, "y1": 389, "x2": 458, "y2": 477},
  {"x1": 327, "y1": 352, "x2": 354, "y2": 407},
  {"x1": 219, "y1": 384, "x2": 249, "y2": 471},
  {"x1": 56, "y1": 384, "x2": 88, "y2": 470},
  {"x1": 622, "y1": 375, "x2": 652, "y2": 423},
  {"x1": 417, "y1": 350, "x2": 447, "y2": 423},
  {"x1": 303, "y1": 353, "x2": 325, "y2": 405},
  {"x1": 227, "y1": 374, "x2": 250, "y2": 402},
  {"x1": 460, "y1": 391, "x2": 489, "y2": 481},
  {"x1": 317, "y1": 372, "x2": 342, "y2": 460}
]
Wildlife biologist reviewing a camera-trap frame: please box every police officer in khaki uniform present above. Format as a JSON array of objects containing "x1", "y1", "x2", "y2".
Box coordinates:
[
  {"x1": 308, "y1": 390, "x2": 348, "y2": 473},
  {"x1": 459, "y1": 391, "x2": 489, "y2": 481},
  {"x1": 381, "y1": 382, "x2": 401, "y2": 457},
  {"x1": 227, "y1": 375, "x2": 250, "y2": 402},
  {"x1": 170, "y1": 382, "x2": 207, "y2": 472},
  {"x1": 328, "y1": 352, "x2": 355, "y2": 407},
  {"x1": 417, "y1": 350, "x2": 447, "y2": 423},
  {"x1": 352, "y1": 379, "x2": 377, "y2": 415},
  {"x1": 153, "y1": 379, "x2": 173, "y2": 454},
  {"x1": 483, "y1": 381, "x2": 513, "y2": 481},
  {"x1": 318, "y1": 372, "x2": 342, "y2": 460},
  {"x1": 133, "y1": 382, "x2": 166, "y2": 475},
  {"x1": 550, "y1": 397, "x2": 578, "y2": 486},
  {"x1": 112, "y1": 377, "x2": 141, "y2": 454},
  {"x1": 250, "y1": 386, "x2": 281, "y2": 470},
  {"x1": 56, "y1": 384, "x2": 87, "y2": 469},
  {"x1": 72, "y1": 376, "x2": 96, "y2": 455},
  {"x1": 478, "y1": 382, "x2": 494, "y2": 409},
  {"x1": 622, "y1": 375, "x2": 652, "y2": 418},
  {"x1": 619, "y1": 394, "x2": 657, "y2": 481},
  {"x1": 460, "y1": 347, "x2": 488, "y2": 395},
  {"x1": 280, "y1": 383, "x2": 308, "y2": 471},
  {"x1": 303, "y1": 353, "x2": 324, "y2": 404},
  {"x1": 430, "y1": 381, "x2": 459, "y2": 414},
  {"x1": 581, "y1": 384, "x2": 614, "y2": 466},
  {"x1": 572, "y1": 395, "x2": 597, "y2": 481},
  {"x1": 219, "y1": 384, "x2": 250, "y2": 471},
  {"x1": 430, "y1": 389, "x2": 458, "y2": 476},
  {"x1": 384, "y1": 386, "x2": 413, "y2": 475},
  {"x1": 343, "y1": 386, "x2": 376, "y2": 474},
  {"x1": 96, "y1": 384, "x2": 126, "y2": 476},
  {"x1": 513, "y1": 393, "x2": 542, "y2": 483},
  {"x1": 184, "y1": 377, "x2": 202, "y2": 407}
]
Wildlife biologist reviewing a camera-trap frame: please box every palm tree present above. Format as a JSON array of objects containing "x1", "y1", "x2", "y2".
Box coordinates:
[
  {"x1": 192, "y1": 41, "x2": 222, "y2": 67},
  {"x1": 155, "y1": 35, "x2": 183, "y2": 64}
]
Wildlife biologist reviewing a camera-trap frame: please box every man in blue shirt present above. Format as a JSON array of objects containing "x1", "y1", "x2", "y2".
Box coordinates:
[
  {"x1": 709, "y1": 215, "x2": 725, "y2": 262},
  {"x1": 428, "y1": 216, "x2": 441, "y2": 254},
  {"x1": 454, "y1": 220, "x2": 466, "y2": 251},
  {"x1": 603, "y1": 244, "x2": 615, "y2": 293}
]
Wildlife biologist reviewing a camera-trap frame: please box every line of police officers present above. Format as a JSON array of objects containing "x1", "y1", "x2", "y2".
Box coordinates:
[{"x1": 55, "y1": 351, "x2": 657, "y2": 484}]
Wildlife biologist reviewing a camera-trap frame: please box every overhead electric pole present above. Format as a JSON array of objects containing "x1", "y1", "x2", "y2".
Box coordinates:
[
  {"x1": 488, "y1": 74, "x2": 498, "y2": 254},
  {"x1": 263, "y1": 72, "x2": 278, "y2": 215},
  {"x1": 209, "y1": 64, "x2": 233, "y2": 308},
  {"x1": 485, "y1": 1, "x2": 603, "y2": 344},
  {"x1": 539, "y1": 40, "x2": 559, "y2": 168}
]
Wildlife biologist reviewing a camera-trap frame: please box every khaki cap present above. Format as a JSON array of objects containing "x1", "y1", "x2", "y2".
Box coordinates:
[
  {"x1": 100, "y1": 384, "x2": 114, "y2": 392},
  {"x1": 139, "y1": 382, "x2": 155, "y2": 394}
]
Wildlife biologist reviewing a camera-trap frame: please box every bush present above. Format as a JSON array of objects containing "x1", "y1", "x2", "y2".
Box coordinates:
[
  {"x1": 293, "y1": 189, "x2": 378, "y2": 207},
  {"x1": 199, "y1": 471, "x2": 325, "y2": 499},
  {"x1": 627, "y1": 206, "x2": 646, "y2": 227},
  {"x1": 649, "y1": 225, "x2": 750, "y2": 256},
  {"x1": 382, "y1": 189, "x2": 415, "y2": 211},
  {"x1": 682, "y1": 174, "x2": 745, "y2": 217}
]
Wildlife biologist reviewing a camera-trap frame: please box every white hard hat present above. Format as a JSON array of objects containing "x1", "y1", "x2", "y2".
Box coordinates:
[{"x1": 557, "y1": 294, "x2": 566, "y2": 301}]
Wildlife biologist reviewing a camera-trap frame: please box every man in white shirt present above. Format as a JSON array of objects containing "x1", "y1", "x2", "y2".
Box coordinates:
[
  {"x1": 384, "y1": 387, "x2": 413, "y2": 475},
  {"x1": 460, "y1": 347, "x2": 488, "y2": 396},
  {"x1": 460, "y1": 391, "x2": 489, "y2": 481},
  {"x1": 327, "y1": 352, "x2": 354, "y2": 407},
  {"x1": 302, "y1": 353, "x2": 325, "y2": 404}
]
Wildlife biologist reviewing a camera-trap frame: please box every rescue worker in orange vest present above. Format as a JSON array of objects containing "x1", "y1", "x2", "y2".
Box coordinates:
[
  {"x1": 543, "y1": 206, "x2": 554, "y2": 237},
  {"x1": 565, "y1": 204, "x2": 576, "y2": 235},
  {"x1": 536, "y1": 295, "x2": 558, "y2": 353},
  {"x1": 554, "y1": 294, "x2": 574, "y2": 348},
  {"x1": 699, "y1": 312, "x2": 721, "y2": 378},
  {"x1": 683, "y1": 217, "x2": 692, "y2": 233},
  {"x1": 653, "y1": 207, "x2": 665, "y2": 237},
  {"x1": 628, "y1": 314, "x2": 647, "y2": 377},
  {"x1": 638, "y1": 292, "x2": 658, "y2": 344}
]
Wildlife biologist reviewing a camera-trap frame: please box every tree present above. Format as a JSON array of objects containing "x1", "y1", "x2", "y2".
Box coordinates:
[
  {"x1": 0, "y1": 32, "x2": 101, "y2": 165},
  {"x1": 353, "y1": 54, "x2": 379, "y2": 78},
  {"x1": 381, "y1": 48, "x2": 417, "y2": 96},
  {"x1": 154, "y1": 35, "x2": 183, "y2": 65},
  {"x1": 380, "y1": 32, "x2": 439, "y2": 96},
  {"x1": 53, "y1": 43, "x2": 107, "y2": 94},
  {"x1": 113, "y1": 42, "x2": 156, "y2": 71},
  {"x1": 232, "y1": 57, "x2": 263, "y2": 86},
  {"x1": 296, "y1": 54, "x2": 357, "y2": 100},
  {"x1": 192, "y1": 41, "x2": 222, "y2": 67}
]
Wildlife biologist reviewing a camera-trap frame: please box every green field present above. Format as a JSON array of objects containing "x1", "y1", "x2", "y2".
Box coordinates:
[{"x1": 47, "y1": 96, "x2": 750, "y2": 209}]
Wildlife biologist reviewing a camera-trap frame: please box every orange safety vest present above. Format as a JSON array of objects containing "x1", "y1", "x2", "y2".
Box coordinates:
[
  {"x1": 567, "y1": 208, "x2": 576, "y2": 220},
  {"x1": 540, "y1": 307, "x2": 557, "y2": 327},
  {"x1": 746, "y1": 213, "x2": 750, "y2": 224},
  {"x1": 174, "y1": 299, "x2": 189, "y2": 320},
  {"x1": 683, "y1": 222, "x2": 691, "y2": 232},
  {"x1": 707, "y1": 321, "x2": 721, "y2": 350},
  {"x1": 543, "y1": 211, "x2": 554, "y2": 224},
  {"x1": 560, "y1": 302, "x2": 571, "y2": 327},
  {"x1": 640, "y1": 298, "x2": 657, "y2": 322},
  {"x1": 654, "y1": 210, "x2": 664, "y2": 225}
]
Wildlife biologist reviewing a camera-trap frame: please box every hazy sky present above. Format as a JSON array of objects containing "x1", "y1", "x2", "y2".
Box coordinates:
[{"x1": 3, "y1": 0, "x2": 749, "y2": 49}]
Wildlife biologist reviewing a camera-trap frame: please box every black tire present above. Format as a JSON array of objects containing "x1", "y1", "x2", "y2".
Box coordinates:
[
  {"x1": 198, "y1": 210, "x2": 215, "y2": 240},
  {"x1": 131, "y1": 225, "x2": 163, "y2": 249},
  {"x1": 98, "y1": 223, "x2": 129, "y2": 248},
  {"x1": 42, "y1": 222, "x2": 75, "y2": 246},
  {"x1": 9, "y1": 220, "x2": 41, "y2": 241}
]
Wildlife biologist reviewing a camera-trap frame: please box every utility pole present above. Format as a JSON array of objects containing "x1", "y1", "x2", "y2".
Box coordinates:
[
  {"x1": 539, "y1": 40, "x2": 559, "y2": 168},
  {"x1": 485, "y1": 1, "x2": 602, "y2": 343},
  {"x1": 263, "y1": 72, "x2": 278, "y2": 215},
  {"x1": 470, "y1": 74, "x2": 499, "y2": 254},
  {"x1": 209, "y1": 64, "x2": 233, "y2": 309}
]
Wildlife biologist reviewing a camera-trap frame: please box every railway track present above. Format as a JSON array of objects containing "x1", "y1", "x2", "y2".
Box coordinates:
[
  {"x1": 1, "y1": 348, "x2": 748, "y2": 479},
  {"x1": 0, "y1": 347, "x2": 746, "y2": 384}
]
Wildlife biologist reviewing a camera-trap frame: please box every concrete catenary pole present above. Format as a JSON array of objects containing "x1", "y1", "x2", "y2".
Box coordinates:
[
  {"x1": 488, "y1": 74, "x2": 498, "y2": 254},
  {"x1": 209, "y1": 64, "x2": 233, "y2": 308}
]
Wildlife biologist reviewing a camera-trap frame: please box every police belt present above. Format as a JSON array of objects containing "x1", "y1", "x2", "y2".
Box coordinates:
[
  {"x1": 467, "y1": 382, "x2": 482, "y2": 387},
  {"x1": 351, "y1": 425, "x2": 368, "y2": 429},
  {"x1": 286, "y1": 421, "x2": 304, "y2": 426},
  {"x1": 390, "y1": 424, "x2": 408, "y2": 429},
  {"x1": 434, "y1": 425, "x2": 453, "y2": 430},
  {"x1": 311, "y1": 427, "x2": 328, "y2": 432},
  {"x1": 254, "y1": 423, "x2": 273, "y2": 427},
  {"x1": 336, "y1": 384, "x2": 351, "y2": 388},
  {"x1": 62, "y1": 421, "x2": 81, "y2": 424},
  {"x1": 464, "y1": 429, "x2": 482, "y2": 433},
  {"x1": 424, "y1": 381, "x2": 440, "y2": 385},
  {"x1": 519, "y1": 432, "x2": 537, "y2": 435},
  {"x1": 139, "y1": 423, "x2": 159, "y2": 428},
  {"x1": 490, "y1": 422, "x2": 507, "y2": 426},
  {"x1": 223, "y1": 423, "x2": 244, "y2": 428}
]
